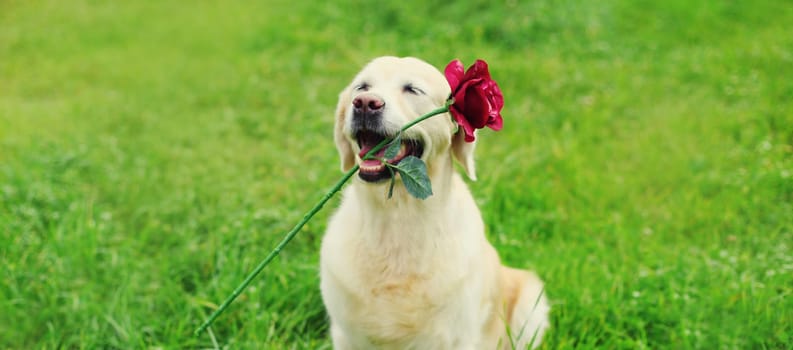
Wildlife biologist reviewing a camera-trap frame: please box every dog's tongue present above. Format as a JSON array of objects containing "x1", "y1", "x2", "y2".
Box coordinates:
[{"x1": 359, "y1": 144, "x2": 387, "y2": 168}]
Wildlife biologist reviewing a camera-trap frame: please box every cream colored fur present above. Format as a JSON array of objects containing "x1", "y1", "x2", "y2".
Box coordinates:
[{"x1": 320, "y1": 56, "x2": 550, "y2": 349}]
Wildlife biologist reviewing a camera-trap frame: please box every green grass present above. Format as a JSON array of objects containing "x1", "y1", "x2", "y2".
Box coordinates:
[{"x1": 1, "y1": 0, "x2": 791, "y2": 348}]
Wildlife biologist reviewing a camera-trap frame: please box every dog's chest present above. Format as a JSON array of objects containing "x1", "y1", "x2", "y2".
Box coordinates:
[
  {"x1": 329, "y1": 245, "x2": 480, "y2": 343},
  {"x1": 339, "y1": 272, "x2": 473, "y2": 348},
  {"x1": 320, "y1": 184, "x2": 488, "y2": 347}
]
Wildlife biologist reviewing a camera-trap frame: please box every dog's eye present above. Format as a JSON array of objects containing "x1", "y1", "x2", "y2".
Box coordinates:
[
  {"x1": 355, "y1": 83, "x2": 370, "y2": 91},
  {"x1": 403, "y1": 84, "x2": 424, "y2": 95}
]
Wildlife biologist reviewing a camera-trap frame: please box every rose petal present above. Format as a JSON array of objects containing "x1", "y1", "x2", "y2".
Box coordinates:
[
  {"x1": 462, "y1": 59, "x2": 492, "y2": 83},
  {"x1": 452, "y1": 76, "x2": 484, "y2": 115},
  {"x1": 484, "y1": 80, "x2": 504, "y2": 112},
  {"x1": 452, "y1": 85, "x2": 465, "y2": 110},
  {"x1": 465, "y1": 84, "x2": 491, "y2": 128},
  {"x1": 487, "y1": 112, "x2": 503, "y2": 131},
  {"x1": 461, "y1": 124, "x2": 476, "y2": 142},
  {"x1": 450, "y1": 106, "x2": 476, "y2": 142},
  {"x1": 444, "y1": 59, "x2": 464, "y2": 93}
]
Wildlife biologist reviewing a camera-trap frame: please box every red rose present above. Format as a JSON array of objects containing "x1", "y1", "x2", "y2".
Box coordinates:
[{"x1": 444, "y1": 59, "x2": 504, "y2": 142}]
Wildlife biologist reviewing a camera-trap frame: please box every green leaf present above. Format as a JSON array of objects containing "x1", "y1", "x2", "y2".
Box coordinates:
[
  {"x1": 383, "y1": 133, "x2": 402, "y2": 160},
  {"x1": 394, "y1": 156, "x2": 433, "y2": 199}
]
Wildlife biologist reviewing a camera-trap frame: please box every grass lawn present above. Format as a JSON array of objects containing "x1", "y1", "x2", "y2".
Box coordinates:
[{"x1": 1, "y1": 0, "x2": 791, "y2": 348}]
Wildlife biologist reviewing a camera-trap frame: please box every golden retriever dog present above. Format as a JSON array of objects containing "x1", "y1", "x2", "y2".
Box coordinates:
[{"x1": 320, "y1": 56, "x2": 550, "y2": 349}]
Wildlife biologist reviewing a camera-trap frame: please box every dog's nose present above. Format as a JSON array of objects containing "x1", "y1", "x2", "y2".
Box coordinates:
[{"x1": 352, "y1": 94, "x2": 385, "y2": 114}]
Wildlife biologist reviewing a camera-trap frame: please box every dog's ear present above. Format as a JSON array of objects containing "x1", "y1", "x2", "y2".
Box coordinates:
[
  {"x1": 452, "y1": 128, "x2": 477, "y2": 180},
  {"x1": 334, "y1": 87, "x2": 355, "y2": 172}
]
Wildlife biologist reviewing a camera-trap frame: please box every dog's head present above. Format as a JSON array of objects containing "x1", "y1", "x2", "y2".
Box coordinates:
[{"x1": 334, "y1": 56, "x2": 477, "y2": 184}]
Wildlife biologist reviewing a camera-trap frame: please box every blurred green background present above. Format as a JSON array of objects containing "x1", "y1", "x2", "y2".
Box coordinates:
[{"x1": 1, "y1": 0, "x2": 791, "y2": 348}]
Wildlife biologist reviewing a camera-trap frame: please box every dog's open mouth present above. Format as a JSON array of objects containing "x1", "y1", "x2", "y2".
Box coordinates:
[{"x1": 356, "y1": 130, "x2": 424, "y2": 182}]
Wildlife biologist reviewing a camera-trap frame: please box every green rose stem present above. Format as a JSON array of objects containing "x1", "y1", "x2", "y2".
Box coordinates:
[{"x1": 194, "y1": 101, "x2": 452, "y2": 336}]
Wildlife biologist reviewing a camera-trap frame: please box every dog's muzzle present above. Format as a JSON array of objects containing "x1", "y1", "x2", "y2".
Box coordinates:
[
  {"x1": 351, "y1": 93, "x2": 385, "y2": 133},
  {"x1": 349, "y1": 93, "x2": 425, "y2": 183}
]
